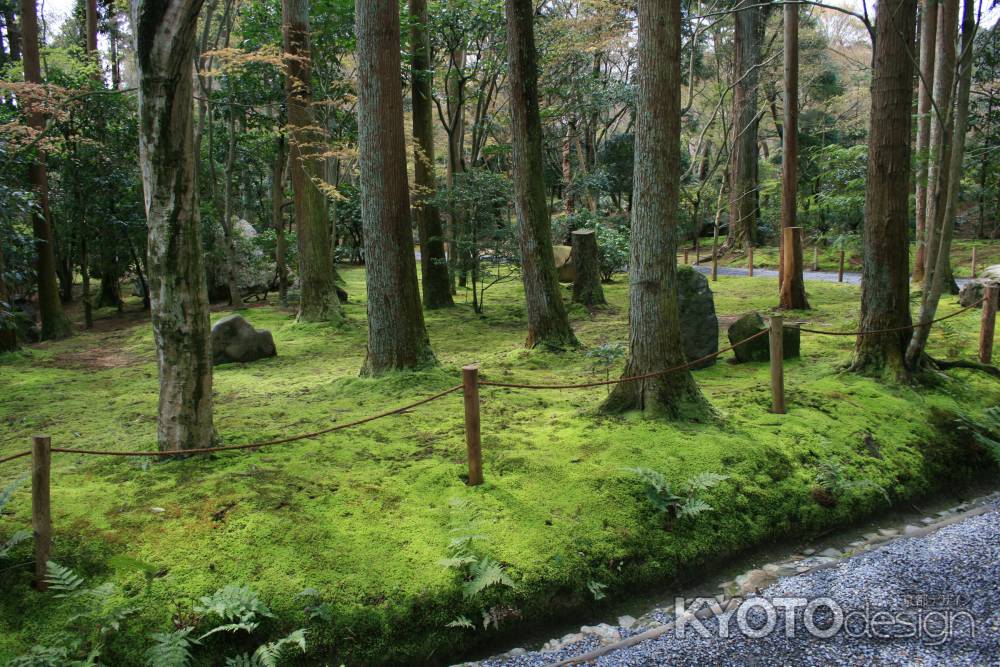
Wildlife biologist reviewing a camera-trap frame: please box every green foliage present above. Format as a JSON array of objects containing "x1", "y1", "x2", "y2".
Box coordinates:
[
  {"x1": 586, "y1": 580, "x2": 608, "y2": 601},
  {"x1": 44, "y1": 561, "x2": 86, "y2": 597},
  {"x1": 194, "y1": 584, "x2": 274, "y2": 638},
  {"x1": 955, "y1": 406, "x2": 1000, "y2": 467},
  {"x1": 626, "y1": 467, "x2": 728, "y2": 520},
  {"x1": 224, "y1": 630, "x2": 307, "y2": 667},
  {"x1": 146, "y1": 628, "x2": 199, "y2": 667},
  {"x1": 814, "y1": 461, "x2": 890, "y2": 505},
  {"x1": 586, "y1": 342, "x2": 625, "y2": 387}
]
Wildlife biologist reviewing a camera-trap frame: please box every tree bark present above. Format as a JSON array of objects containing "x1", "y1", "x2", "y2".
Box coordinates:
[
  {"x1": 779, "y1": 1, "x2": 808, "y2": 309},
  {"x1": 912, "y1": 0, "x2": 938, "y2": 284},
  {"x1": 409, "y1": 0, "x2": 453, "y2": 310},
  {"x1": 920, "y1": 0, "x2": 959, "y2": 294},
  {"x1": 725, "y1": 0, "x2": 764, "y2": 252},
  {"x1": 505, "y1": 0, "x2": 577, "y2": 349},
  {"x1": 602, "y1": 0, "x2": 708, "y2": 418},
  {"x1": 907, "y1": 0, "x2": 975, "y2": 367},
  {"x1": 20, "y1": 0, "x2": 71, "y2": 340},
  {"x1": 282, "y1": 0, "x2": 343, "y2": 323},
  {"x1": 571, "y1": 229, "x2": 605, "y2": 306},
  {"x1": 221, "y1": 103, "x2": 242, "y2": 305},
  {"x1": 272, "y1": 133, "x2": 289, "y2": 306},
  {"x1": 850, "y1": 0, "x2": 917, "y2": 379},
  {"x1": 356, "y1": 0, "x2": 435, "y2": 375},
  {"x1": 135, "y1": 0, "x2": 216, "y2": 451},
  {"x1": 3, "y1": 6, "x2": 19, "y2": 61},
  {"x1": 0, "y1": 241, "x2": 18, "y2": 352}
]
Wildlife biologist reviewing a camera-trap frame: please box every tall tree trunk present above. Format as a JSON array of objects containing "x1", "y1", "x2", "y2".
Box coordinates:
[
  {"x1": 912, "y1": 0, "x2": 938, "y2": 284},
  {"x1": 282, "y1": 0, "x2": 342, "y2": 322},
  {"x1": 907, "y1": 0, "x2": 975, "y2": 367},
  {"x1": 85, "y1": 0, "x2": 97, "y2": 54},
  {"x1": 221, "y1": 103, "x2": 242, "y2": 305},
  {"x1": 850, "y1": 0, "x2": 917, "y2": 378},
  {"x1": 0, "y1": 242, "x2": 18, "y2": 352},
  {"x1": 272, "y1": 133, "x2": 289, "y2": 306},
  {"x1": 920, "y1": 0, "x2": 959, "y2": 294},
  {"x1": 409, "y1": 0, "x2": 453, "y2": 309},
  {"x1": 602, "y1": 0, "x2": 708, "y2": 418},
  {"x1": 445, "y1": 47, "x2": 466, "y2": 290},
  {"x1": 135, "y1": 0, "x2": 216, "y2": 451},
  {"x1": 779, "y1": 1, "x2": 808, "y2": 309},
  {"x1": 20, "y1": 0, "x2": 71, "y2": 340},
  {"x1": 505, "y1": 0, "x2": 577, "y2": 349},
  {"x1": 3, "y1": 6, "x2": 19, "y2": 60},
  {"x1": 725, "y1": 0, "x2": 764, "y2": 252},
  {"x1": 562, "y1": 118, "x2": 575, "y2": 215},
  {"x1": 356, "y1": 0, "x2": 435, "y2": 374}
]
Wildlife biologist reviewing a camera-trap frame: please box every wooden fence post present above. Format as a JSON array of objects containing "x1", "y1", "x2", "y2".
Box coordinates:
[
  {"x1": 837, "y1": 249, "x2": 845, "y2": 283},
  {"x1": 683, "y1": 249, "x2": 689, "y2": 265},
  {"x1": 769, "y1": 317, "x2": 786, "y2": 414},
  {"x1": 32, "y1": 435, "x2": 51, "y2": 591},
  {"x1": 980, "y1": 285, "x2": 998, "y2": 365},
  {"x1": 972, "y1": 246, "x2": 978, "y2": 279},
  {"x1": 462, "y1": 365, "x2": 483, "y2": 486},
  {"x1": 748, "y1": 247, "x2": 754, "y2": 277}
]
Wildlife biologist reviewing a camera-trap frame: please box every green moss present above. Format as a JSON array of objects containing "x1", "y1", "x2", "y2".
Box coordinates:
[{"x1": 0, "y1": 268, "x2": 998, "y2": 664}]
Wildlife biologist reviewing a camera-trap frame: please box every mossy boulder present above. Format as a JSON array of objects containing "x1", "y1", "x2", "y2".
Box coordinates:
[
  {"x1": 677, "y1": 266, "x2": 719, "y2": 368},
  {"x1": 959, "y1": 280, "x2": 985, "y2": 308},
  {"x1": 727, "y1": 311, "x2": 800, "y2": 362},
  {"x1": 211, "y1": 315, "x2": 277, "y2": 365}
]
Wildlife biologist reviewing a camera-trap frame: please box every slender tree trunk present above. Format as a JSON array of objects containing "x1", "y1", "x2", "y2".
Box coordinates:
[
  {"x1": 356, "y1": 0, "x2": 435, "y2": 374},
  {"x1": 20, "y1": 0, "x2": 71, "y2": 340},
  {"x1": 0, "y1": 242, "x2": 18, "y2": 352},
  {"x1": 135, "y1": 0, "x2": 216, "y2": 451},
  {"x1": 3, "y1": 7, "x2": 19, "y2": 60},
  {"x1": 912, "y1": 0, "x2": 938, "y2": 284},
  {"x1": 409, "y1": 0, "x2": 453, "y2": 309},
  {"x1": 602, "y1": 0, "x2": 708, "y2": 418},
  {"x1": 272, "y1": 133, "x2": 289, "y2": 306},
  {"x1": 850, "y1": 0, "x2": 917, "y2": 379},
  {"x1": 505, "y1": 0, "x2": 577, "y2": 349},
  {"x1": 920, "y1": 0, "x2": 959, "y2": 295},
  {"x1": 85, "y1": 0, "x2": 97, "y2": 55},
  {"x1": 725, "y1": 0, "x2": 763, "y2": 252},
  {"x1": 907, "y1": 0, "x2": 975, "y2": 366},
  {"x1": 221, "y1": 103, "x2": 242, "y2": 305},
  {"x1": 283, "y1": 0, "x2": 342, "y2": 323},
  {"x1": 779, "y1": 1, "x2": 808, "y2": 309},
  {"x1": 562, "y1": 118, "x2": 575, "y2": 214}
]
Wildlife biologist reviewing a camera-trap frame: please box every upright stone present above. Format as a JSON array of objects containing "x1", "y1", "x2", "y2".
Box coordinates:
[{"x1": 676, "y1": 266, "x2": 718, "y2": 368}]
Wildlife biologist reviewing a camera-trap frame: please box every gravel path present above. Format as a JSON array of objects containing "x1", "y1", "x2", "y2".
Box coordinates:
[
  {"x1": 478, "y1": 503, "x2": 1000, "y2": 667},
  {"x1": 688, "y1": 264, "x2": 972, "y2": 288}
]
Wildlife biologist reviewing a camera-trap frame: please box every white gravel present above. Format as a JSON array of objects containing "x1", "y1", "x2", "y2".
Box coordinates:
[{"x1": 478, "y1": 503, "x2": 1000, "y2": 666}]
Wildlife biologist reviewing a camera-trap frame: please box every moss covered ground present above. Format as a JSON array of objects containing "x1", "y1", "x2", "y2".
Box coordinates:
[
  {"x1": 690, "y1": 238, "x2": 1000, "y2": 279},
  {"x1": 0, "y1": 268, "x2": 998, "y2": 665}
]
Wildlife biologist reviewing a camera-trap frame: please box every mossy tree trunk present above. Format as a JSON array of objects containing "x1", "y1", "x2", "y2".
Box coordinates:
[
  {"x1": 135, "y1": 0, "x2": 216, "y2": 451},
  {"x1": 0, "y1": 242, "x2": 18, "y2": 352},
  {"x1": 409, "y1": 0, "x2": 453, "y2": 310},
  {"x1": 571, "y1": 229, "x2": 605, "y2": 307},
  {"x1": 912, "y1": 0, "x2": 938, "y2": 285},
  {"x1": 602, "y1": 0, "x2": 708, "y2": 419},
  {"x1": 505, "y1": 0, "x2": 577, "y2": 349},
  {"x1": 283, "y1": 0, "x2": 343, "y2": 323},
  {"x1": 850, "y1": 0, "x2": 917, "y2": 379},
  {"x1": 356, "y1": 0, "x2": 435, "y2": 375},
  {"x1": 907, "y1": 0, "x2": 975, "y2": 367},
  {"x1": 272, "y1": 133, "x2": 289, "y2": 306},
  {"x1": 724, "y1": 0, "x2": 764, "y2": 253},
  {"x1": 20, "y1": 0, "x2": 71, "y2": 341}
]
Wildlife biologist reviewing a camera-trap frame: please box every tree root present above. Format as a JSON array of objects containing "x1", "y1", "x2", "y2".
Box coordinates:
[{"x1": 931, "y1": 357, "x2": 1000, "y2": 379}]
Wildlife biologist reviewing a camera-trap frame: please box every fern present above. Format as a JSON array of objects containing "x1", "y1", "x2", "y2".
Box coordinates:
[
  {"x1": 677, "y1": 497, "x2": 713, "y2": 519},
  {"x1": 8, "y1": 645, "x2": 72, "y2": 667},
  {"x1": 446, "y1": 615, "x2": 475, "y2": 629},
  {"x1": 0, "y1": 472, "x2": 27, "y2": 510},
  {"x1": 814, "y1": 460, "x2": 889, "y2": 504},
  {"x1": 44, "y1": 561, "x2": 85, "y2": 598},
  {"x1": 462, "y1": 557, "x2": 514, "y2": 600},
  {"x1": 587, "y1": 580, "x2": 608, "y2": 601},
  {"x1": 146, "y1": 628, "x2": 199, "y2": 667},
  {"x1": 683, "y1": 472, "x2": 729, "y2": 493},
  {"x1": 0, "y1": 529, "x2": 29, "y2": 558},
  {"x1": 249, "y1": 629, "x2": 307, "y2": 667},
  {"x1": 198, "y1": 621, "x2": 261, "y2": 640},
  {"x1": 627, "y1": 468, "x2": 726, "y2": 520},
  {"x1": 960, "y1": 406, "x2": 1000, "y2": 466},
  {"x1": 195, "y1": 584, "x2": 274, "y2": 625}
]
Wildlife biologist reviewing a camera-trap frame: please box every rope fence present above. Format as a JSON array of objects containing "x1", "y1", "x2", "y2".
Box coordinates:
[{"x1": 2, "y1": 282, "x2": 998, "y2": 590}]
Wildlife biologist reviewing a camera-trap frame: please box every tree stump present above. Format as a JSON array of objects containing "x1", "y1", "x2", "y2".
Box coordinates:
[{"x1": 571, "y1": 230, "x2": 606, "y2": 306}]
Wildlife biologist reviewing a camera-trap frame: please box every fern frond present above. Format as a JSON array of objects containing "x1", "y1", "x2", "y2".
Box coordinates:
[
  {"x1": 446, "y1": 615, "x2": 475, "y2": 629},
  {"x1": 625, "y1": 467, "x2": 670, "y2": 494},
  {"x1": 198, "y1": 621, "x2": 260, "y2": 640},
  {"x1": 438, "y1": 555, "x2": 477, "y2": 569},
  {"x1": 677, "y1": 497, "x2": 713, "y2": 518},
  {"x1": 147, "y1": 627, "x2": 199, "y2": 667},
  {"x1": 252, "y1": 629, "x2": 307, "y2": 667},
  {"x1": 195, "y1": 585, "x2": 273, "y2": 624},
  {"x1": 0, "y1": 473, "x2": 27, "y2": 511},
  {"x1": 462, "y1": 557, "x2": 514, "y2": 600},
  {"x1": 44, "y1": 561, "x2": 85, "y2": 597},
  {"x1": 684, "y1": 472, "x2": 729, "y2": 493},
  {"x1": 0, "y1": 529, "x2": 30, "y2": 558}
]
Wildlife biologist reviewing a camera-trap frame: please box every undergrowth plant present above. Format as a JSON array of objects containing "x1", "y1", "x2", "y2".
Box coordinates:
[
  {"x1": 0, "y1": 472, "x2": 29, "y2": 558},
  {"x1": 440, "y1": 498, "x2": 517, "y2": 631},
  {"x1": 813, "y1": 461, "x2": 890, "y2": 505},
  {"x1": 626, "y1": 468, "x2": 728, "y2": 520},
  {"x1": 955, "y1": 406, "x2": 1000, "y2": 466}
]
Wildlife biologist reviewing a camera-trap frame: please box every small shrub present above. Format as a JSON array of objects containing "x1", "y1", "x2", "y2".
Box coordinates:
[{"x1": 626, "y1": 468, "x2": 728, "y2": 520}]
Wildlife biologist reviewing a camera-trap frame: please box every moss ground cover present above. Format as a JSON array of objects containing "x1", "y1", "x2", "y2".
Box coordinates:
[{"x1": 0, "y1": 268, "x2": 997, "y2": 665}]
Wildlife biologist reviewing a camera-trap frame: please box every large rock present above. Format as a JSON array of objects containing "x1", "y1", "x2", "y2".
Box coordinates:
[
  {"x1": 727, "y1": 312, "x2": 800, "y2": 363},
  {"x1": 553, "y1": 245, "x2": 575, "y2": 283},
  {"x1": 980, "y1": 264, "x2": 1000, "y2": 282},
  {"x1": 676, "y1": 266, "x2": 718, "y2": 368},
  {"x1": 959, "y1": 280, "x2": 986, "y2": 307},
  {"x1": 211, "y1": 315, "x2": 276, "y2": 366}
]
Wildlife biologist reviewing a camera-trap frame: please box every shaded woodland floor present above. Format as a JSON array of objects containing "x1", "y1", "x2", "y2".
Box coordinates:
[{"x1": 1, "y1": 268, "x2": 998, "y2": 664}]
